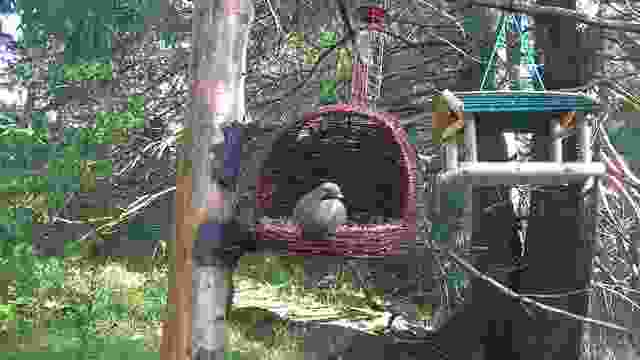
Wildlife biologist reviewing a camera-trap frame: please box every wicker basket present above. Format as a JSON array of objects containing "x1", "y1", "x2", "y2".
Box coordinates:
[{"x1": 254, "y1": 104, "x2": 417, "y2": 257}]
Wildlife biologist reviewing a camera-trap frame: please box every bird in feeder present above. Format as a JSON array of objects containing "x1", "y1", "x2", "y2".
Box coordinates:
[{"x1": 293, "y1": 182, "x2": 347, "y2": 241}]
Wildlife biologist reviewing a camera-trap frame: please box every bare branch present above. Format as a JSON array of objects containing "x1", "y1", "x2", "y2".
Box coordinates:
[
  {"x1": 465, "y1": 0, "x2": 640, "y2": 34},
  {"x1": 446, "y1": 249, "x2": 634, "y2": 335},
  {"x1": 264, "y1": 0, "x2": 284, "y2": 35}
]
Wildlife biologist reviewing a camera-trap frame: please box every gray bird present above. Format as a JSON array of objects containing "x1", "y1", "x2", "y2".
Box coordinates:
[{"x1": 293, "y1": 182, "x2": 347, "y2": 241}]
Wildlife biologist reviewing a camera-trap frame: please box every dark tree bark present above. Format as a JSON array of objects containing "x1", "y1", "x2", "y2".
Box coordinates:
[
  {"x1": 509, "y1": 1, "x2": 600, "y2": 358},
  {"x1": 432, "y1": 4, "x2": 526, "y2": 359}
]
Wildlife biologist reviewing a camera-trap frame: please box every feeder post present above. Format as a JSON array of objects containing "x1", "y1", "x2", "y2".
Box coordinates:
[
  {"x1": 464, "y1": 113, "x2": 478, "y2": 163},
  {"x1": 446, "y1": 143, "x2": 459, "y2": 170},
  {"x1": 462, "y1": 113, "x2": 476, "y2": 249},
  {"x1": 578, "y1": 113, "x2": 592, "y2": 163},
  {"x1": 550, "y1": 118, "x2": 563, "y2": 163}
]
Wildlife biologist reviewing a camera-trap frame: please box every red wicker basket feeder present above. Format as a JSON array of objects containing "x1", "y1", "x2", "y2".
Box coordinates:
[{"x1": 255, "y1": 104, "x2": 417, "y2": 258}]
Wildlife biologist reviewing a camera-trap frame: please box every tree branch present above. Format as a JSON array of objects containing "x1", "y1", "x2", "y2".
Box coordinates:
[
  {"x1": 445, "y1": 248, "x2": 634, "y2": 335},
  {"x1": 465, "y1": 0, "x2": 640, "y2": 34}
]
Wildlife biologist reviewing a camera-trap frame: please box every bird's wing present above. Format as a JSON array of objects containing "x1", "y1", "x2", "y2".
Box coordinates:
[
  {"x1": 316, "y1": 199, "x2": 347, "y2": 232},
  {"x1": 293, "y1": 191, "x2": 317, "y2": 225}
]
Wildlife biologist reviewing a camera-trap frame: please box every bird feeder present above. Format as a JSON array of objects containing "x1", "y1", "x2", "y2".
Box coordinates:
[
  {"x1": 255, "y1": 104, "x2": 417, "y2": 258},
  {"x1": 433, "y1": 90, "x2": 604, "y2": 187}
]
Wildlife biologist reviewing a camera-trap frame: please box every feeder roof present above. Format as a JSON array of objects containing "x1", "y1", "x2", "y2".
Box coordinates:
[{"x1": 439, "y1": 90, "x2": 600, "y2": 113}]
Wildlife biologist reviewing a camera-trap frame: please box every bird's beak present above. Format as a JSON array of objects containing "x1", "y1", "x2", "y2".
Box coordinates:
[{"x1": 336, "y1": 193, "x2": 344, "y2": 199}]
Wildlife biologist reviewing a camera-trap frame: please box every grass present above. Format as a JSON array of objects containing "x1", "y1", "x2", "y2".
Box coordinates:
[
  {"x1": 1, "y1": 248, "x2": 630, "y2": 359},
  {"x1": 0, "y1": 250, "x2": 394, "y2": 359}
]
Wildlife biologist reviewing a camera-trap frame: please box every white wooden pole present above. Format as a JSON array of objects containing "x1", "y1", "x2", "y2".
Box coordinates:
[
  {"x1": 551, "y1": 118, "x2": 563, "y2": 163},
  {"x1": 578, "y1": 113, "x2": 592, "y2": 163},
  {"x1": 464, "y1": 113, "x2": 478, "y2": 163},
  {"x1": 462, "y1": 113, "x2": 475, "y2": 249},
  {"x1": 438, "y1": 162, "x2": 605, "y2": 186},
  {"x1": 446, "y1": 143, "x2": 458, "y2": 170}
]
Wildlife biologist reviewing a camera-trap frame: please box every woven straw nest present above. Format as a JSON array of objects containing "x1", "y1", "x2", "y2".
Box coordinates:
[{"x1": 254, "y1": 104, "x2": 417, "y2": 257}]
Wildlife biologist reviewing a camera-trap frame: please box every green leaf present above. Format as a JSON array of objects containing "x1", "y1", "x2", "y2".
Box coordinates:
[
  {"x1": 319, "y1": 31, "x2": 336, "y2": 48},
  {"x1": 622, "y1": 97, "x2": 640, "y2": 112},
  {"x1": 15, "y1": 63, "x2": 33, "y2": 81},
  {"x1": 447, "y1": 271, "x2": 466, "y2": 290},
  {"x1": 320, "y1": 79, "x2": 337, "y2": 105},
  {"x1": 225, "y1": 351, "x2": 241, "y2": 360},
  {"x1": 407, "y1": 126, "x2": 417, "y2": 145},
  {"x1": 431, "y1": 222, "x2": 449, "y2": 243},
  {"x1": 269, "y1": 270, "x2": 289, "y2": 288},
  {"x1": 463, "y1": 16, "x2": 480, "y2": 34},
  {"x1": 287, "y1": 32, "x2": 304, "y2": 48},
  {"x1": 93, "y1": 160, "x2": 112, "y2": 177},
  {"x1": 447, "y1": 191, "x2": 466, "y2": 210}
]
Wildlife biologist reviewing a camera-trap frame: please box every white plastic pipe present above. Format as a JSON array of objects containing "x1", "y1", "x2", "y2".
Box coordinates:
[{"x1": 438, "y1": 161, "x2": 606, "y2": 186}]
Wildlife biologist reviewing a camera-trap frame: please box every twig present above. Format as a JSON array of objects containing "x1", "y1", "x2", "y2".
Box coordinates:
[
  {"x1": 445, "y1": 249, "x2": 633, "y2": 335},
  {"x1": 594, "y1": 282, "x2": 640, "y2": 312},
  {"x1": 264, "y1": 0, "x2": 284, "y2": 35},
  {"x1": 414, "y1": 0, "x2": 467, "y2": 38},
  {"x1": 465, "y1": 0, "x2": 640, "y2": 34},
  {"x1": 519, "y1": 288, "x2": 592, "y2": 299}
]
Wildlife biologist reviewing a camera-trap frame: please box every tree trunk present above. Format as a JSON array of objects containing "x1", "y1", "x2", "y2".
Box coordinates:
[
  {"x1": 161, "y1": 1, "x2": 255, "y2": 360},
  {"x1": 434, "y1": 3, "x2": 524, "y2": 359},
  {"x1": 512, "y1": 1, "x2": 599, "y2": 358}
]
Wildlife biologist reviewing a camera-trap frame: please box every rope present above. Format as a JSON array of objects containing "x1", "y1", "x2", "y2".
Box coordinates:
[
  {"x1": 480, "y1": 13, "x2": 545, "y2": 92},
  {"x1": 480, "y1": 15, "x2": 508, "y2": 91}
]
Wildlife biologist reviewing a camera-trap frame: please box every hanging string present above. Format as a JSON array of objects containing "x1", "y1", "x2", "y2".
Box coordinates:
[
  {"x1": 0, "y1": 0, "x2": 15, "y2": 15},
  {"x1": 481, "y1": 14, "x2": 545, "y2": 91},
  {"x1": 351, "y1": 1, "x2": 387, "y2": 110},
  {"x1": 480, "y1": 15, "x2": 508, "y2": 91}
]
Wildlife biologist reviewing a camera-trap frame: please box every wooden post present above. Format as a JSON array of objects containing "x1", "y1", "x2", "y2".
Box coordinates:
[
  {"x1": 445, "y1": 143, "x2": 459, "y2": 171},
  {"x1": 464, "y1": 113, "x2": 477, "y2": 163},
  {"x1": 577, "y1": 113, "x2": 592, "y2": 163},
  {"x1": 550, "y1": 118, "x2": 563, "y2": 163},
  {"x1": 162, "y1": 137, "x2": 196, "y2": 360}
]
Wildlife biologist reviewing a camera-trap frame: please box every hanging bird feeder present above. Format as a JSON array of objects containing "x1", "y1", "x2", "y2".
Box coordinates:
[
  {"x1": 253, "y1": 0, "x2": 417, "y2": 258},
  {"x1": 433, "y1": 12, "x2": 605, "y2": 187},
  {"x1": 255, "y1": 104, "x2": 417, "y2": 257}
]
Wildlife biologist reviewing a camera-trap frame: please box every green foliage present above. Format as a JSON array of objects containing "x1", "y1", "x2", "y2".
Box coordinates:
[
  {"x1": 159, "y1": 32, "x2": 178, "y2": 49},
  {"x1": 47, "y1": 63, "x2": 66, "y2": 99},
  {"x1": 63, "y1": 62, "x2": 113, "y2": 81},
  {"x1": 268, "y1": 270, "x2": 290, "y2": 289},
  {"x1": 431, "y1": 222, "x2": 449, "y2": 243},
  {"x1": 15, "y1": 21, "x2": 47, "y2": 49},
  {"x1": 142, "y1": 286, "x2": 167, "y2": 322},
  {"x1": 225, "y1": 351, "x2": 242, "y2": 360},
  {"x1": 63, "y1": 16, "x2": 113, "y2": 65},
  {"x1": 0, "y1": 303, "x2": 16, "y2": 321}
]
